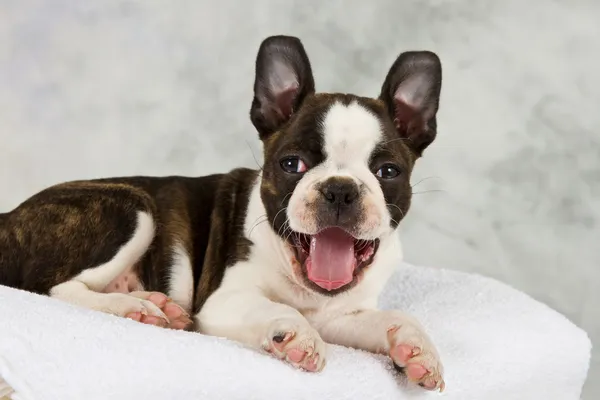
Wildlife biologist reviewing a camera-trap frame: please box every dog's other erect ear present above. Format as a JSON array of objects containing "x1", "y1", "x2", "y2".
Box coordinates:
[
  {"x1": 379, "y1": 51, "x2": 442, "y2": 156},
  {"x1": 250, "y1": 35, "x2": 315, "y2": 140}
]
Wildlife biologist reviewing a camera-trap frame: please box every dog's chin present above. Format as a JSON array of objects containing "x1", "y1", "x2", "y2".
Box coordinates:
[{"x1": 286, "y1": 227, "x2": 380, "y2": 295}]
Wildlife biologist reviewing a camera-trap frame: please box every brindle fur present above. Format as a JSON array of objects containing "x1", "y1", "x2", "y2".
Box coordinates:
[{"x1": 0, "y1": 169, "x2": 256, "y2": 314}]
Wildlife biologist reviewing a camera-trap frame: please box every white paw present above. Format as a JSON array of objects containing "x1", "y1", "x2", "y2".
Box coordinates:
[
  {"x1": 387, "y1": 320, "x2": 445, "y2": 391},
  {"x1": 262, "y1": 317, "x2": 327, "y2": 372},
  {"x1": 101, "y1": 292, "x2": 169, "y2": 324}
]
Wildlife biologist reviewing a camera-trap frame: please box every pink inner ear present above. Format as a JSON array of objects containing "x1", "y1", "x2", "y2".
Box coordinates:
[
  {"x1": 392, "y1": 73, "x2": 435, "y2": 135},
  {"x1": 393, "y1": 99, "x2": 424, "y2": 136},
  {"x1": 275, "y1": 86, "x2": 299, "y2": 118}
]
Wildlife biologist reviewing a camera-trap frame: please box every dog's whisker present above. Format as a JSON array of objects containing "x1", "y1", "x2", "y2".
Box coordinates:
[
  {"x1": 381, "y1": 137, "x2": 412, "y2": 146},
  {"x1": 285, "y1": 223, "x2": 295, "y2": 241},
  {"x1": 248, "y1": 213, "x2": 268, "y2": 229},
  {"x1": 280, "y1": 217, "x2": 290, "y2": 231},
  {"x1": 285, "y1": 228, "x2": 296, "y2": 244},
  {"x1": 280, "y1": 192, "x2": 294, "y2": 207},
  {"x1": 279, "y1": 218, "x2": 294, "y2": 240},
  {"x1": 249, "y1": 213, "x2": 267, "y2": 225},
  {"x1": 411, "y1": 176, "x2": 443, "y2": 188},
  {"x1": 278, "y1": 225, "x2": 288, "y2": 238},
  {"x1": 283, "y1": 226, "x2": 302, "y2": 249},
  {"x1": 245, "y1": 140, "x2": 263, "y2": 171},
  {"x1": 356, "y1": 241, "x2": 368, "y2": 252},
  {"x1": 386, "y1": 203, "x2": 405, "y2": 219},
  {"x1": 280, "y1": 221, "x2": 291, "y2": 237},
  {"x1": 247, "y1": 213, "x2": 268, "y2": 235},
  {"x1": 272, "y1": 207, "x2": 288, "y2": 232},
  {"x1": 248, "y1": 217, "x2": 269, "y2": 237},
  {"x1": 411, "y1": 189, "x2": 447, "y2": 195}
]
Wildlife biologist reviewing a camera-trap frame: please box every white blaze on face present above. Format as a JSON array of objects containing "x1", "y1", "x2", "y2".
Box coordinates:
[{"x1": 287, "y1": 101, "x2": 392, "y2": 239}]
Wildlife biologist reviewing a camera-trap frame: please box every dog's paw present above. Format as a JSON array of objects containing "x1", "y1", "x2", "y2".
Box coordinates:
[
  {"x1": 102, "y1": 292, "x2": 170, "y2": 327},
  {"x1": 125, "y1": 291, "x2": 192, "y2": 330},
  {"x1": 262, "y1": 317, "x2": 327, "y2": 372},
  {"x1": 387, "y1": 323, "x2": 445, "y2": 392}
]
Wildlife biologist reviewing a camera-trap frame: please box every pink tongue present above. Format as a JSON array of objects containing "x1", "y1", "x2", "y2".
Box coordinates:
[{"x1": 306, "y1": 228, "x2": 357, "y2": 291}]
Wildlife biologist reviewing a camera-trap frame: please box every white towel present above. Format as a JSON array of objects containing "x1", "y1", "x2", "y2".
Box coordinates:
[{"x1": 0, "y1": 263, "x2": 591, "y2": 400}]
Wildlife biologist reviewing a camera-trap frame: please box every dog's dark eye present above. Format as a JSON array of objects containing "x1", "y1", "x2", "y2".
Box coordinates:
[
  {"x1": 376, "y1": 164, "x2": 401, "y2": 179},
  {"x1": 280, "y1": 156, "x2": 308, "y2": 174}
]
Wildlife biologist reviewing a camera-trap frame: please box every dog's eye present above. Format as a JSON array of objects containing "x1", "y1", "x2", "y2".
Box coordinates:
[
  {"x1": 280, "y1": 156, "x2": 308, "y2": 174},
  {"x1": 376, "y1": 164, "x2": 401, "y2": 179}
]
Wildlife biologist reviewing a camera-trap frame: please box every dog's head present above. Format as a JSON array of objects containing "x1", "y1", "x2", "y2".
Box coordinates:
[{"x1": 251, "y1": 36, "x2": 442, "y2": 294}]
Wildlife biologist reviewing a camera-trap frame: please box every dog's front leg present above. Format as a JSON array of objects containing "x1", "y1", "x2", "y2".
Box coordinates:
[
  {"x1": 196, "y1": 285, "x2": 327, "y2": 372},
  {"x1": 314, "y1": 309, "x2": 444, "y2": 391}
]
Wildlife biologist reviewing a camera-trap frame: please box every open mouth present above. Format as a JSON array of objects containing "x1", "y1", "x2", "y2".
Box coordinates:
[{"x1": 290, "y1": 227, "x2": 380, "y2": 292}]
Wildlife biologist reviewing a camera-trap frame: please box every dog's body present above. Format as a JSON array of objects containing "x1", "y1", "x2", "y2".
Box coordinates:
[{"x1": 0, "y1": 36, "x2": 445, "y2": 390}]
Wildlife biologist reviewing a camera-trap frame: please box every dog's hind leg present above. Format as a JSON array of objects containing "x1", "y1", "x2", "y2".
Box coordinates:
[
  {"x1": 49, "y1": 211, "x2": 191, "y2": 328},
  {"x1": 49, "y1": 211, "x2": 168, "y2": 323}
]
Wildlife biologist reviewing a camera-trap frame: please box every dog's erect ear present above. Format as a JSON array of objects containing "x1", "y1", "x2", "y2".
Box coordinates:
[
  {"x1": 250, "y1": 35, "x2": 315, "y2": 140},
  {"x1": 379, "y1": 51, "x2": 442, "y2": 156}
]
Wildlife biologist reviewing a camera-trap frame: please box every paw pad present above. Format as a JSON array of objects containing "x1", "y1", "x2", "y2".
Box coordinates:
[
  {"x1": 264, "y1": 319, "x2": 327, "y2": 373},
  {"x1": 388, "y1": 324, "x2": 445, "y2": 392}
]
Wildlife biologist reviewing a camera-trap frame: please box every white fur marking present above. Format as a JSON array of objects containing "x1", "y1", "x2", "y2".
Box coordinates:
[
  {"x1": 74, "y1": 211, "x2": 155, "y2": 291},
  {"x1": 287, "y1": 101, "x2": 391, "y2": 238},
  {"x1": 168, "y1": 242, "x2": 194, "y2": 312},
  {"x1": 322, "y1": 102, "x2": 383, "y2": 168}
]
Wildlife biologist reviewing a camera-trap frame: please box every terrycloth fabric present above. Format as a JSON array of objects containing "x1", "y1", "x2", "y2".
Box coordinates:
[{"x1": 0, "y1": 264, "x2": 591, "y2": 400}]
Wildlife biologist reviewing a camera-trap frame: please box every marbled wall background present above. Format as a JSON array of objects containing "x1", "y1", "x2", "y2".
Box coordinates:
[{"x1": 1, "y1": 0, "x2": 598, "y2": 397}]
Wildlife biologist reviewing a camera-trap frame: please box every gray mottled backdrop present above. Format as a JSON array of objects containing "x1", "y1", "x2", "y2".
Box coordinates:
[{"x1": 1, "y1": 0, "x2": 598, "y2": 397}]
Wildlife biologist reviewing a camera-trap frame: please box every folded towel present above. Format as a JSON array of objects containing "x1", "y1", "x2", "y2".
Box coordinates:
[{"x1": 0, "y1": 263, "x2": 591, "y2": 400}]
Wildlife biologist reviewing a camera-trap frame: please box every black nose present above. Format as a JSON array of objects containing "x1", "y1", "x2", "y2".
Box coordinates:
[{"x1": 318, "y1": 178, "x2": 359, "y2": 206}]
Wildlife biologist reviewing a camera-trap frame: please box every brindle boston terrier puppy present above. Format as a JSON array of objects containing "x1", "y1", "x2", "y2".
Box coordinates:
[{"x1": 0, "y1": 35, "x2": 444, "y2": 391}]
